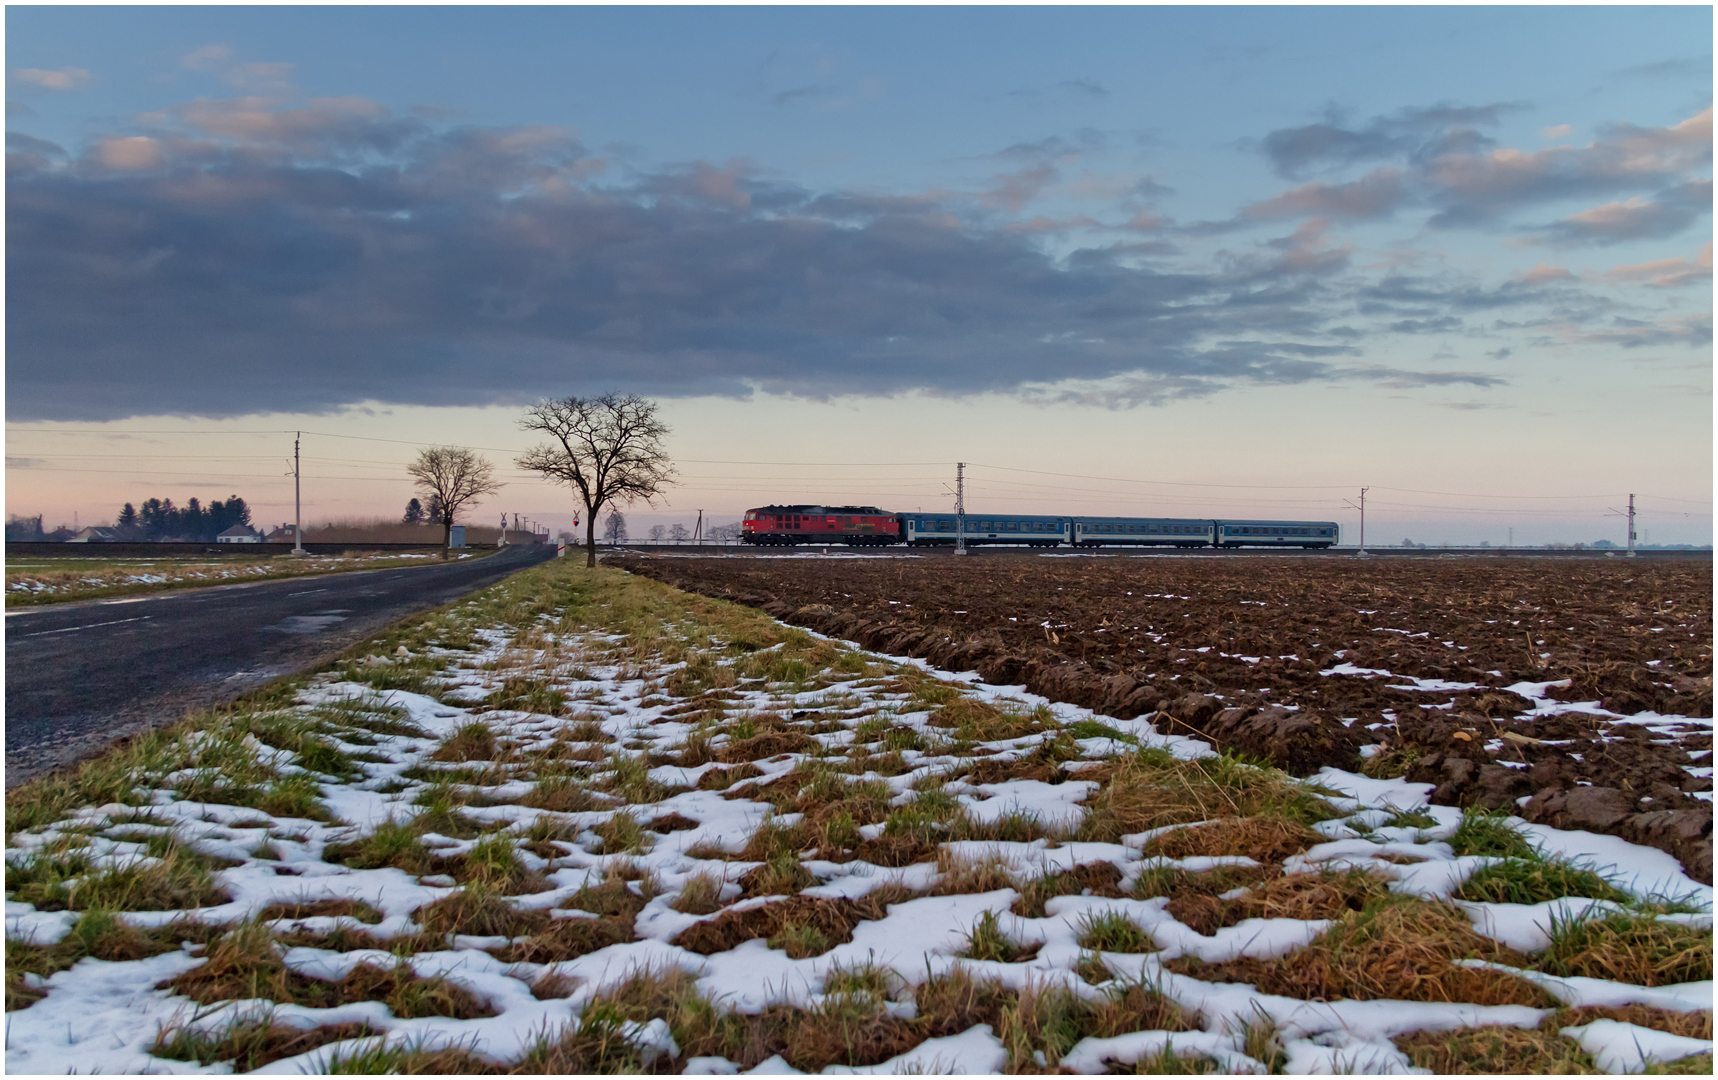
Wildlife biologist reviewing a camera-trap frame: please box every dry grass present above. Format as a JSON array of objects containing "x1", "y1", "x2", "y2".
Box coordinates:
[
  {"x1": 1012, "y1": 862, "x2": 1128, "y2": 917},
  {"x1": 673, "y1": 887, "x2": 918, "y2": 957},
  {"x1": 1076, "y1": 749, "x2": 1337, "y2": 843},
  {"x1": 1558, "y1": 1005, "x2": 1712, "y2": 1041},
  {"x1": 1165, "y1": 869, "x2": 1392, "y2": 936},
  {"x1": 256, "y1": 898, "x2": 383, "y2": 924},
  {"x1": 7, "y1": 909, "x2": 223, "y2": 1010},
  {"x1": 1396, "y1": 1023, "x2": 1598, "y2": 1074},
  {"x1": 1143, "y1": 816, "x2": 1326, "y2": 863},
  {"x1": 1165, "y1": 899, "x2": 1553, "y2": 1007},
  {"x1": 517, "y1": 776, "x2": 605, "y2": 812},
  {"x1": 671, "y1": 869, "x2": 728, "y2": 915},
  {"x1": 1538, "y1": 911, "x2": 1713, "y2": 986},
  {"x1": 412, "y1": 883, "x2": 551, "y2": 939},
  {"x1": 151, "y1": 1017, "x2": 380, "y2": 1071},
  {"x1": 164, "y1": 922, "x2": 495, "y2": 1018}
]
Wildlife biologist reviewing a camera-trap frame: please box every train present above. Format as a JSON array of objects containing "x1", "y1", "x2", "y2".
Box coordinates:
[{"x1": 740, "y1": 504, "x2": 1339, "y2": 549}]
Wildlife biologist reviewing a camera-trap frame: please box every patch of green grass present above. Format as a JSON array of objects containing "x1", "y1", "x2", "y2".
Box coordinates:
[
  {"x1": 959, "y1": 910, "x2": 1035, "y2": 963},
  {"x1": 323, "y1": 819, "x2": 432, "y2": 872},
  {"x1": 768, "y1": 922, "x2": 833, "y2": 959},
  {"x1": 1064, "y1": 719, "x2": 1138, "y2": 745},
  {"x1": 1456, "y1": 858, "x2": 1631, "y2": 906},
  {"x1": 9, "y1": 845, "x2": 230, "y2": 912},
  {"x1": 1076, "y1": 910, "x2": 1156, "y2": 953},
  {"x1": 1447, "y1": 808, "x2": 1538, "y2": 859}
]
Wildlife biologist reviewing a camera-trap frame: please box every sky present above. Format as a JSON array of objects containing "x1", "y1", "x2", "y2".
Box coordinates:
[{"x1": 5, "y1": 5, "x2": 1712, "y2": 546}]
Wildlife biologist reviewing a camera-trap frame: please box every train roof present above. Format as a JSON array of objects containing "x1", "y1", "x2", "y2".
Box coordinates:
[
  {"x1": 747, "y1": 504, "x2": 891, "y2": 515},
  {"x1": 1215, "y1": 519, "x2": 1340, "y2": 527},
  {"x1": 1067, "y1": 515, "x2": 1210, "y2": 523}
]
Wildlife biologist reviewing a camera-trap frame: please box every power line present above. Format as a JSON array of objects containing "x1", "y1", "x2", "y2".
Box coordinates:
[{"x1": 968, "y1": 462, "x2": 1351, "y2": 490}]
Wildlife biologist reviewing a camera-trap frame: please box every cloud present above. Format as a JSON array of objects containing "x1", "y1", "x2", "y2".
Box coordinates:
[
  {"x1": 772, "y1": 84, "x2": 833, "y2": 106},
  {"x1": 1058, "y1": 79, "x2": 1107, "y2": 97},
  {"x1": 1260, "y1": 102, "x2": 1514, "y2": 178},
  {"x1": 1604, "y1": 242, "x2": 1714, "y2": 288},
  {"x1": 1241, "y1": 168, "x2": 1408, "y2": 221},
  {"x1": 1574, "y1": 312, "x2": 1712, "y2": 349},
  {"x1": 1536, "y1": 180, "x2": 1712, "y2": 244},
  {"x1": 979, "y1": 163, "x2": 1059, "y2": 212},
  {"x1": 182, "y1": 44, "x2": 233, "y2": 70},
  {"x1": 91, "y1": 136, "x2": 164, "y2": 171},
  {"x1": 1256, "y1": 103, "x2": 1711, "y2": 236},
  {"x1": 1516, "y1": 263, "x2": 1575, "y2": 284},
  {"x1": 1540, "y1": 124, "x2": 1573, "y2": 140},
  {"x1": 1612, "y1": 55, "x2": 1712, "y2": 80},
  {"x1": 0, "y1": 95, "x2": 1656, "y2": 422},
  {"x1": 11, "y1": 67, "x2": 92, "y2": 91},
  {"x1": 1357, "y1": 368, "x2": 1508, "y2": 388},
  {"x1": 7, "y1": 132, "x2": 66, "y2": 173},
  {"x1": 1424, "y1": 108, "x2": 1711, "y2": 226}
]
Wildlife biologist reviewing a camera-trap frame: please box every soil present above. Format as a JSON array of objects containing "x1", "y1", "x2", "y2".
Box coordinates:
[{"x1": 611, "y1": 552, "x2": 1714, "y2": 883}]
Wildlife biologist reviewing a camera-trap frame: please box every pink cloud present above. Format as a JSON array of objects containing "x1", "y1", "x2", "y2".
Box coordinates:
[
  {"x1": 1516, "y1": 262, "x2": 1575, "y2": 284},
  {"x1": 1605, "y1": 242, "x2": 1714, "y2": 288}
]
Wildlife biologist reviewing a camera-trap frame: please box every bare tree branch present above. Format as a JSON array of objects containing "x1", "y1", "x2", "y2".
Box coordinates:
[
  {"x1": 515, "y1": 393, "x2": 676, "y2": 567},
  {"x1": 405, "y1": 445, "x2": 504, "y2": 559}
]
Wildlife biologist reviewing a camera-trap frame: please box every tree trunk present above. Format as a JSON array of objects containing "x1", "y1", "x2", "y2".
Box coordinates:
[
  {"x1": 585, "y1": 504, "x2": 599, "y2": 568},
  {"x1": 441, "y1": 514, "x2": 451, "y2": 561}
]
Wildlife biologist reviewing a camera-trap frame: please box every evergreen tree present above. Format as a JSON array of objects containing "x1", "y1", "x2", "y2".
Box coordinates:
[
  {"x1": 182, "y1": 497, "x2": 206, "y2": 541},
  {"x1": 117, "y1": 503, "x2": 138, "y2": 528},
  {"x1": 403, "y1": 498, "x2": 426, "y2": 525}
]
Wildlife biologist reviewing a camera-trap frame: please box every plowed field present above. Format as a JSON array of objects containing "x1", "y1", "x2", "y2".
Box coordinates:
[{"x1": 614, "y1": 553, "x2": 1715, "y2": 882}]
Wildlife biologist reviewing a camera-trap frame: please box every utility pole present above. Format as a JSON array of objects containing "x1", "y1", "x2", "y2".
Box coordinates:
[
  {"x1": 693, "y1": 510, "x2": 704, "y2": 545},
  {"x1": 954, "y1": 462, "x2": 968, "y2": 556},
  {"x1": 291, "y1": 432, "x2": 306, "y2": 556},
  {"x1": 1343, "y1": 487, "x2": 1369, "y2": 556},
  {"x1": 1606, "y1": 495, "x2": 1639, "y2": 557}
]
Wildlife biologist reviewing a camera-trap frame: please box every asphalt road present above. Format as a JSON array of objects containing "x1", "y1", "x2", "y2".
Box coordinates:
[{"x1": 5, "y1": 544, "x2": 558, "y2": 787}]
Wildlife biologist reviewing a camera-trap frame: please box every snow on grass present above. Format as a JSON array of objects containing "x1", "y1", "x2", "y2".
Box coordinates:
[{"x1": 5, "y1": 562, "x2": 1711, "y2": 1073}]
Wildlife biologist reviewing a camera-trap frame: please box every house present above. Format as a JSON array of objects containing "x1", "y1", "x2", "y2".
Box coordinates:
[
  {"x1": 67, "y1": 526, "x2": 129, "y2": 543},
  {"x1": 263, "y1": 524, "x2": 303, "y2": 543},
  {"x1": 216, "y1": 524, "x2": 262, "y2": 543}
]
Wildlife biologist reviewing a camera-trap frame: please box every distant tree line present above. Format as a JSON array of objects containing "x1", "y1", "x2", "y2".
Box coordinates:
[{"x1": 112, "y1": 495, "x2": 253, "y2": 541}]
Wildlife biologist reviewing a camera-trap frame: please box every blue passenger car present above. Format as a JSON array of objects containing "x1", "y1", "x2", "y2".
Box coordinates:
[
  {"x1": 1214, "y1": 520, "x2": 1338, "y2": 549},
  {"x1": 1070, "y1": 517, "x2": 1215, "y2": 548},
  {"x1": 905, "y1": 513, "x2": 1068, "y2": 547}
]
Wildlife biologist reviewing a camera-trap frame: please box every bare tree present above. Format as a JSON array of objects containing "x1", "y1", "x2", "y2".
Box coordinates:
[
  {"x1": 648, "y1": 524, "x2": 667, "y2": 543},
  {"x1": 406, "y1": 446, "x2": 504, "y2": 558},
  {"x1": 603, "y1": 510, "x2": 628, "y2": 543},
  {"x1": 516, "y1": 394, "x2": 677, "y2": 567},
  {"x1": 668, "y1": 523, "x2": 690, "y2": 543}
]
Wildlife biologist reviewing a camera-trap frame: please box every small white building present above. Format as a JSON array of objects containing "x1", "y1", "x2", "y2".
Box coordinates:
[
  {"x1": 216, "y1": 524, "x2": 262, "y2": 543},
  {"x1": 67, "y1": 526, "x2": 127, "y2": 543}
]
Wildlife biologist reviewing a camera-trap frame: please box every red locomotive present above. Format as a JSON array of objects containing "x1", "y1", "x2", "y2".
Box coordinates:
[{"x1": 741, "y1": 505, "x2": 903, "y2": 546}]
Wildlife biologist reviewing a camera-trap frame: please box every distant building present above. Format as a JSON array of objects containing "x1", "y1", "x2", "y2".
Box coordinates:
[
  {"x1": 68, "y1": 526, "x2": 128, "y2": 543},
  {"x1": 263, "y1": 524, "x2": 303, "y2": 543},
  {"x1": 216, "y1": 524, "x2": 263, "y2": 544}
]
